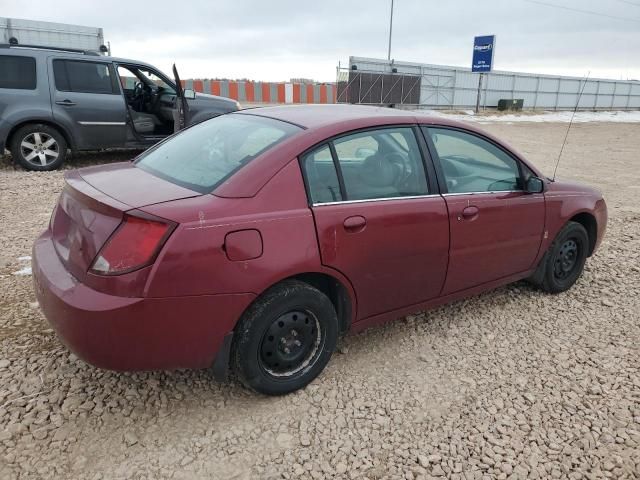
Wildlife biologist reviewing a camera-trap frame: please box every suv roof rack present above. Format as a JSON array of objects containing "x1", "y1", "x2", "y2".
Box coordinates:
[{"x1": 0, "y1": 43, "x2": 102, "y2": 56}]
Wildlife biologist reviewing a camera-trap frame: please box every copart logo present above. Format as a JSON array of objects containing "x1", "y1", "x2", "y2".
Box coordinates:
[{"x1": 474, "y1": 44, "x2": 492, "y2": 52}]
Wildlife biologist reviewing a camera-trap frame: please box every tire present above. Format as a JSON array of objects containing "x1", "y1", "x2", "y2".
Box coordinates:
[
  {"x1": 10, "y1": 124, "x2": 67, "y2": 171},
  {"x1": 232, "y1": 280, "x2": 338, "y2": 395},
  {"x1": 532, "y1": 221, "x2": 589, "y2": 294}
]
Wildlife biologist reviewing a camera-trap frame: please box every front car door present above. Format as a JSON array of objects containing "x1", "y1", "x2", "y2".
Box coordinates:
[
  {"x1": 49, "y1": 58, "x2": 126, "y2": 149},
  {"x1": 422, "y1": 126, "x2": 545, "y2": 295},
  {"x1": 301, "y1": 126, "x2": 450, "y2": 320}
]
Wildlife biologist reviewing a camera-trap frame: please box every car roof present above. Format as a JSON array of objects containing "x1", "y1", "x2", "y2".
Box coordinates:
[
  {"x1": 1, "y1": 45, "x2": 157, "y2": 69},
  {"x1": 219, "y1": 104, "x2": 541, "y2": 198},
  {"x1": 237, "y1": 104, "x2": 457, "y2": 130}
]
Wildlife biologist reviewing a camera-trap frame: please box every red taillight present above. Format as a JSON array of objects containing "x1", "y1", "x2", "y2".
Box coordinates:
[{"x1": 90, "y1": 213, "x2": 175, "y2": 275}]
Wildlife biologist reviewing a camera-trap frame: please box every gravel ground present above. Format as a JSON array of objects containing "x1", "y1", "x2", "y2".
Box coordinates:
[{"x1": 0, "y1": 122, "x2": 639, "y2": 480}]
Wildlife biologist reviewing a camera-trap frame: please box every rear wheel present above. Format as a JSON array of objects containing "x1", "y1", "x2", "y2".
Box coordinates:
[
  {"x1": 232, "y1": 280, "x2": 338, "y2": 395},
  {"x1": 10, "y1": 124, "x2": 67, "y2": 171},
  {"x1": 533, "y1": 221, "x2": 589, "y2": 293}
]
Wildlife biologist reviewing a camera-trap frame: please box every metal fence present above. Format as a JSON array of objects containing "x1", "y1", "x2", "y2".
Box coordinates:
[
  {"x1": 179, "y1": 79, "x2": 336, "y2": 104},
  {"x1": 339, "y1": 56, "x2": 640, "y2": 110}
]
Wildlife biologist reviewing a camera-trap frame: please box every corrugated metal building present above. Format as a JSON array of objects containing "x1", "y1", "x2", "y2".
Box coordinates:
[{"x1": 339, "y1": 56, "x2": 640, "y2": 110}]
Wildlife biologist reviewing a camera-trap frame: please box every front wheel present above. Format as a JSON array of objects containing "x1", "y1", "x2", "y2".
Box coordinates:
[
  {"x1": 534, "y1": 221, "x2": 589, "y2": 293},
  {"x1": 231, "y1": 280, "x2": 338, "y2": 395}
]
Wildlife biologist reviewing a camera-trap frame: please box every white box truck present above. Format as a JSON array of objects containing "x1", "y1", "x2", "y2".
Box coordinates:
[{"x1": 0, "y1": 17, "x2": 107, "y2": 54}]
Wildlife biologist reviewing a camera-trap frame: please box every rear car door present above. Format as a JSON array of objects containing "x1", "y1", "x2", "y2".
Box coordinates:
[
  {"x1": 301, "y1": 126, "x2": 449, "y2": 320},
  {"x1": 423, "y1": 126, "x2": 545, "y2": 295},
  {"x1": 49, "y1": 58, "x2": 127, "y2": 149}
]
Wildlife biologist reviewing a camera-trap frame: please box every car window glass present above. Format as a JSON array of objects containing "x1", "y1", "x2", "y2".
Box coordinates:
[
  {"x1": 53, "y1": 60, "x2": 116, "y2": 94},
  {"x1": 0, "y1": 55, "x2": 36, "y2": 90},
  {"x1": 332, "y1": 128, "x2": 429, "y2": 201},
  {"x1": 116, "y1": 65, "x2": 138, "y2": 90},
  {"x1": 135, "y1": 114, "x2": 300, "y2": 194},
  {"x1": 427, "y1": 127, "x2": 521, "y2": 193},
  {"x1": 301, "y1": 145, "x2": 343, "y2": 204},
  {"x1": 137, "y1": 67, "x2": 175, "y2": 94}
]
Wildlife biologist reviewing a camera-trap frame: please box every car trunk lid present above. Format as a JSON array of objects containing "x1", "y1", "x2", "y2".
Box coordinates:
[
  {"x1": 51, "y1": 164, "x2": 200, "y2": 282},
  {"x1": 77, "y1": 162, "x2": 201, "y2": 208}
]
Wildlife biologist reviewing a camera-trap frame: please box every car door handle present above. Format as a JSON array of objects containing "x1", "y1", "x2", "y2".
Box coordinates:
[
  {"x1": 460, "y1": 206, "x2": 479, "y2": 219},
  {"x1": 55, "y1": 99, "x2": 76, "y2": 106},
  {"x1": 343, "y1": 215, "x2": 366, "y2": 232}
]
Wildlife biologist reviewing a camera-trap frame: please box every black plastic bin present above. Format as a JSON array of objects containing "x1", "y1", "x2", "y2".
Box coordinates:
[{"x1": 497, "y1": 99, "x2": 524, "y2": 111}]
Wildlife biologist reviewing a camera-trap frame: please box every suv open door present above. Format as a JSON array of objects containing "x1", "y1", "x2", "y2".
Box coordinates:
[{"x1": 172, "y1": 64, "x2": 191, "y2": 132}]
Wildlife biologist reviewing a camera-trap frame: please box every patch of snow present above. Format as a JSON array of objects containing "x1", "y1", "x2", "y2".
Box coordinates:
[
  {"x1": 431, "y1": 110, "x2": 640, "y2": 123},
  {"x1": 13, "y1": 256, "x2": 32, "y2": 276},
  {"x1": 13, "y1": 266, "x2": 32, "y2": 276}
]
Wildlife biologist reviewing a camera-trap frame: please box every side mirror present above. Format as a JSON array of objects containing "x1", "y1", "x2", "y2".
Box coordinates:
[
  {"x1": 183, "y1": 88, "x2": 196, "y2": 100},
  {"x1": 525, "y1": 176, "x2": 544, "y2": 194}
]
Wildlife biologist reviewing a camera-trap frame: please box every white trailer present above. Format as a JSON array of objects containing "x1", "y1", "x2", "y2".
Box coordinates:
[{"x1": 0, "y1": 17, "x2": 107, "y2": 54}]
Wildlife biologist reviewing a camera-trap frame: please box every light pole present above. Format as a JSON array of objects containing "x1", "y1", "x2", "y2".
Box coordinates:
[{"x1": 387, "y1": 0, "x2": 394, "y2": 61}]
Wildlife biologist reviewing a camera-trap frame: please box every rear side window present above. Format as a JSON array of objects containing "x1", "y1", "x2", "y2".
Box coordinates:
[
  {"x1": 302, "y1": 145, "x2": 343, "y2": 204},
  {"x1": 0, "y1": 56, "x2": 37, "y2": 90},
  {"x1": 53, "y1": 59, "x2": 117, "y2": 94},
  {"x1": 302, "y1": 127, "x2": 429, "y2": 204},
  {"x1": 135, "y1": 114, "x2": 301, "y2": 194}
]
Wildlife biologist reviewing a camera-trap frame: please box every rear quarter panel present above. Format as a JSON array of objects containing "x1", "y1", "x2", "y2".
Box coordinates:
[{"x1": 141, "y1": 160, "x2": 357, "y2": 319}]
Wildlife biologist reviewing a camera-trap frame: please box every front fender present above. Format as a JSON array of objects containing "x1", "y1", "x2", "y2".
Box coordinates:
[{"x1": 538, "y1": 180, "x2": 607, "y2": 260}]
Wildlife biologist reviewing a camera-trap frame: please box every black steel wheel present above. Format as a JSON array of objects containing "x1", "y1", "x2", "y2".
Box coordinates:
[
  {"x1": 553, "y1": 239, "x2": 579, "y2": 281},
  {"x1": 259, "y1": 310, "x2": 322, "y2": 377},
  {"x1": 534, "y1": 221, "x2": 589, "y2": 293},
  {"x1": 232, "y1": 280, "x2": 338, "y2": 395}
]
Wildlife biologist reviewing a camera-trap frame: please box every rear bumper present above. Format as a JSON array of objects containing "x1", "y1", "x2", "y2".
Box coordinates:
[{"x1": 32, "y1": 231, "x2": 255, "y2": 372}]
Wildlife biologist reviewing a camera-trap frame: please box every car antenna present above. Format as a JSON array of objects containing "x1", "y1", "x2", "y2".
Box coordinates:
[{"x1": 552, "y1": 71, "x2": 590, "y2": 181}]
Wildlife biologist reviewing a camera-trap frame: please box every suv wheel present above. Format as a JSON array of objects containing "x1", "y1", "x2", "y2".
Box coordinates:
[
  {"x1": 232, "y1": 280, "x2": 338, "y2": 395},
  {"x1": 10, "y1": 124, "x2": 67, "y2": 171}
]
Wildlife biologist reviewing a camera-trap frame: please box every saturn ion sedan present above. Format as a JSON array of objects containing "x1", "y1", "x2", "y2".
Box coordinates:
[{"x1": 32, "y1": 105, "x2": 607, "y2": 395}]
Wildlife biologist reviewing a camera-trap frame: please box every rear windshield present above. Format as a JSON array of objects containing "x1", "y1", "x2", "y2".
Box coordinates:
[{"x1": 135, "y1": 114, "x2": 301, "y2": 193}]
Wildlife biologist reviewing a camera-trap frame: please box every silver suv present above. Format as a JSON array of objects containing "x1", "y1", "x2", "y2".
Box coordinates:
[{"x1": 0, "y1": 44, "x2": 240, "y2": 170}]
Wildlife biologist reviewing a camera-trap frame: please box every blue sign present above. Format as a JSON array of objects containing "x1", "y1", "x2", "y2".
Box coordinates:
[{"x1": 472, "y1": 35, "x2": 496, "y2": 73}]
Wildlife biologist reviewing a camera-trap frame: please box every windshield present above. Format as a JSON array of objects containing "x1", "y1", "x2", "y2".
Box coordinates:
[{"x1": 135, "y1": 114, "x2": 301, "y2": 193}]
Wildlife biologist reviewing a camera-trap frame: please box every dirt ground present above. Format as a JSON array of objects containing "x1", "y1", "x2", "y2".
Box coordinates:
[{"x1": 0, "y1": 121, "x2": 639, "y2": 480}]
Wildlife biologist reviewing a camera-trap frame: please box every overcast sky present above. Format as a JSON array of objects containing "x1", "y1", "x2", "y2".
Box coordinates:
[{"x1": 2, "y1": 0, "x2": 639, "y2": 82}]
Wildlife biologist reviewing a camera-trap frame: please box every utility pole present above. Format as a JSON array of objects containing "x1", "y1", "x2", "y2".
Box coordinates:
[
  {"x1": 387, "y1": 0, "x2": 394, "y2": 61},
  {"x1": 475, "y1": 73, "x2": 483, "y2": 114}
]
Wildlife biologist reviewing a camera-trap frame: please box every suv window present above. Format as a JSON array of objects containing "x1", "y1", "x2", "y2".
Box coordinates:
[
  {"x1": 426, "y1": 127, "x2": 521, "y2": 194},
  {"x1": 0, "y1": 56, "x2": 37, "y2": 90},
  {"x1": 53, "y1": 59, "x2": 117, "y2": 94}
]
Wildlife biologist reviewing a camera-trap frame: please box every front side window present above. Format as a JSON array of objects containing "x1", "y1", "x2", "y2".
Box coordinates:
[
  {"x1": 302, "y1": 127, "x2": 429, "y2": 204},
  {"x1": 117, "y1": 64, "x2": 175, "y2": 94},
  {"x1": 0, "y1": 56, "x2": 36, "y2": 90},
  {"x1": 426, "y1": 127, "x2": 521, "y2": 194},
  {"x1": 135, "y1": 114, "x2": 300, "y2": 193},
  {"x1": 53, "y1": 59, "x2": 117, "y2": 94}
]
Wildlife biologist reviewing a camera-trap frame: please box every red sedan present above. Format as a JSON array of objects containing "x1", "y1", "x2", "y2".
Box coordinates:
[{"x1": 32, "y1": 105, "x2": 607, "y2": 395}]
